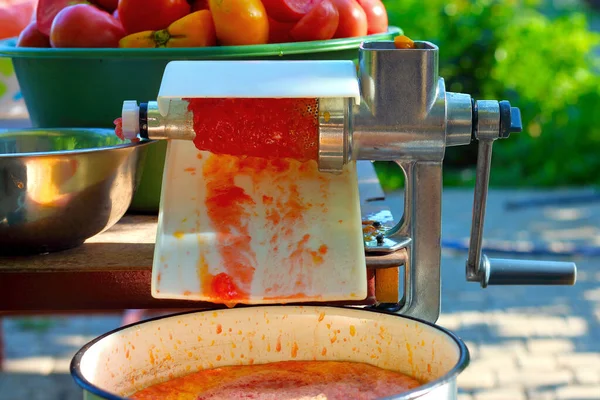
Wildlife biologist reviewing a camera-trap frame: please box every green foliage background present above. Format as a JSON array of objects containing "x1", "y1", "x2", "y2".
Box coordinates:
[{"x1": 377, "y1": 0, "x2": 600, "y2": 190}]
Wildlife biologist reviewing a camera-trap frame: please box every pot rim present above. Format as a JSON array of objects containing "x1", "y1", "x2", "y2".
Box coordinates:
[{"x1": 71, "y1": 305, "x2": 470, "y2": 400}]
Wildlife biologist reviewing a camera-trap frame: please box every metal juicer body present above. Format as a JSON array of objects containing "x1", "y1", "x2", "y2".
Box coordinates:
[
  {"x1": 125, "y1": 40, "x2": 577, "y2": 324},
  {"x1": 340, "y1": 41, "x2": 576, "y2": 322}
]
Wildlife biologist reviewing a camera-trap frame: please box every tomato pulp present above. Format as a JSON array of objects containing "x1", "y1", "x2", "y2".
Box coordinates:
[
  {"x1": 185, "y1": 98, "x2": 320, "y2": 162},
  {"x1": 131, "y1": 360, "x2": 422, "y2": 399},
  {"x1": 113, "y1": 117, "x2": 124, "y2": 140}
]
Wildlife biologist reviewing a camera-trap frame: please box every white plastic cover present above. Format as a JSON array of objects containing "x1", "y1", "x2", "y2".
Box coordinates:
[{"x1": 156, "y1": 60, "x2": 361, "y2": 116}]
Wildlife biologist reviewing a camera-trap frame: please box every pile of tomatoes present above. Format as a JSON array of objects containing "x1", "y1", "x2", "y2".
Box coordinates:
[{"x1": 15, "y1": 0, "x2": 388, "y2": 48}]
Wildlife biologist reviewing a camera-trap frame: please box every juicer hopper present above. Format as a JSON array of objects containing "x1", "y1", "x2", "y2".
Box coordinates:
[{"x1": 119, "y1": 39, "x2": 577, "y2": 323}]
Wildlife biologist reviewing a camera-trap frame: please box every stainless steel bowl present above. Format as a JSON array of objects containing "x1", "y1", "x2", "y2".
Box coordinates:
[{"x1": 0, "y1": 128, "x2": 152, "y2": 255}]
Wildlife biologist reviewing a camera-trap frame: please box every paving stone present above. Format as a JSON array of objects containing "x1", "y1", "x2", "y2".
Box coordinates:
[
  {"x1": 468, "y1": 354, "x2": 518, "y2": 371},
  {"x1": 4, "y1": 357, "x2": 55, "y2": 375},
  {"x1": 478, "y1": 341, "x2": 527, "y2": 357},
  {"x1": 583, "y1": 288, "x2": 600, "y2": 302},
  {"x1": 473, "y1": 387, "x2": 527, "y2": 400},
  {"x1": 557, "y1": 353, "x2": 600, "y2": 368},
  {"x1": 456, "y1": 311, "x2": 489, "y2": 326},
  {"x1": 574, "y1": 368, "x2": 600, "y2": 385},
  {"x1": 555, "y1": 385, "x2": 600, "y2": 400},
  {"x1": 527, "y1": 390, "x2": 558, "y2": 400},
  {"x1": 516, "y1": 354, "x2": 558, "y2": 370},
  {"x1": 437, "y1": 314, "x2": 462, "y2": 331},
  {"x1": 495, "y1": 369, "x2": 573, "y2": 387},
  {"x1": 564, "y1": 317, "x2": 590, "y2": 337},
  {"x1": 527, "y1": 339, "x2": 576, "y2": 354},
  {"x1": 490, "y1": 315, "x2": 572, "y2": 338},
  {"x1": 52, "y1": 357, "x2": 72, "y2": 374},
  {"x1": 457, "y1": 369, "x2": 496, "y2": 390}
]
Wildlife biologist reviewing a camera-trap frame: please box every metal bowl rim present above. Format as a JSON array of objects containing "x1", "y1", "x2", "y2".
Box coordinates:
[
  {"x1": 0, "y1": 128, "x2": 155, "y2": 158},
  {"x1": 70, "y1": 305, "x2": 470, "y2": 400}
]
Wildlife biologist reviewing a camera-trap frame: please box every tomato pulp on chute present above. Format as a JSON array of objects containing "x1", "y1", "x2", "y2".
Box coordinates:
[
  {"x1": 186, "y1": 98, "x2": 322, "y2": 303},
  {"x1": 185, "y1": 98, "x2": 320, "y2": 162}
]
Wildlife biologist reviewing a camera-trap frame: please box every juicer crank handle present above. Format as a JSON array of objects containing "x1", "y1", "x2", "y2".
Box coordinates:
[
  {"x1": 465, "y1": 138, "x2": 493, "y2": 283},
  {"x1": 480, "y1": 255, "x2": 577, "y2": 287},
  {"x1": 464, "y1": 100, "x2": 523, "y2": 286}
]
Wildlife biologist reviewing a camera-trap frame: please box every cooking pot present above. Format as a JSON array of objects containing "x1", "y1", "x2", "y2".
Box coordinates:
[{"x1": 71, "y1": 306, "x2": 469, "y2": 400}]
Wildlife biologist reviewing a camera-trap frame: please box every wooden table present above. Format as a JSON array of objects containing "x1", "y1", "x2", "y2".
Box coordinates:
[{"x1": 0, "y1": 155, "x2": 404, "y2": 311}]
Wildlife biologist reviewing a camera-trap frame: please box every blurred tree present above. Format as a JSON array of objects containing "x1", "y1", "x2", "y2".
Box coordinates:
[{"x1": 377, "y1": 0, "x2": 600, "y2": 189}]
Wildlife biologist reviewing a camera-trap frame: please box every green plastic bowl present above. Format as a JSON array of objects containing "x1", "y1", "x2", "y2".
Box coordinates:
[{"x1": 0, "y1": 28, "x2": 401, "y2": 212}]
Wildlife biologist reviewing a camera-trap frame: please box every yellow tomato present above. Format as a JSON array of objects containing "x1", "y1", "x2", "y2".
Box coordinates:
[{"x1": 209, "y1": 0, "x2": 269, "y2": 46}]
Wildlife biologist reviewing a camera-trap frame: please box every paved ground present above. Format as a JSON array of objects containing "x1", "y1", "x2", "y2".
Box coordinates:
[{"x1": 1, "y1": 189, "x2": 599, "y2": 400}]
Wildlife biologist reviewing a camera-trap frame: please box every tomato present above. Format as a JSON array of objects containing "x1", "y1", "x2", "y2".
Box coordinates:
[
  {"x1": 89, "y1": 0, "x2": 118, "y2": 12},
  {"x1": 329, "y1": 0, "x2": 367, "y2": 38},
  {"x1": 118, "y1": 0, "x2": 190, "y2": 34},
  {"x1": 268, "y1": 17, "x2": 294, "y2": 43},
  {"x1": 0, "y1": 0, "x2": 35, "y2": 40},
  {"x1": 209, "y1": 0, "x2": 268, "y2": 46},
  {"x1": 356, "y1": 0, "x2": 387, "y2": 34},
  {"x1": 190, "y1": 0, "x2": 209, "y2": 11},
  {"x1": 261, "y1": 0, "x2": 318, "y2": 22},
  {"x1": 394, "y1": 35, "x2": 414, "y2": 49},
  {"x1": 290, "y1": 0, "x2": 338, "y2": 42},
  {"x1": 16, "y1": 21, "x2": 50, "y2": 47},
  {"x1": 50, "y1": 4, "x2": 125, "y2": 47},
  {"x1": 36, "y1": 0, "x2": 87, "y2": 36}
]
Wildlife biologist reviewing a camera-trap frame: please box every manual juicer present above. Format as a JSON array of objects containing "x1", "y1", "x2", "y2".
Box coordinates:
[
  {"x1": 70, "y1": 39, "x2": 580, "y2": 400},
  {"x1": 119, "y1": 39, "x2": 577, "y2": 323}
]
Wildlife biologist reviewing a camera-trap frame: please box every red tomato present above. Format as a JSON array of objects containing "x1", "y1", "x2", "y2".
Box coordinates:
[
  {"x1": 329, "y1": 0, "x2": 367, "y2": 38},
  {"x1": 112, "y1": 8, "x2": 118, "y2": 19},
  {"x1": 191, "y1": 0, "x2": 209, "y2": 11},
  {"x1": 356, "y1": 0, "x2": 387, "y2": 34},
  {"x1": 17, "y1": 21, "x2": 50, "y2": 47},
  {"x1": 0, "y1": 0, "x2": 36, "y2": 39},
  {"x1": 50, "y1": 4, "x2": 125, "y2": 47},
  {"x1": 36, "y1": 0, "x2": 88, "y2": 36},
  {"x1": 117, "y1": 0, "x2": 190, "y2": 34},
  {"x1": 261, "y1": 0, "x2": 318, "y2": 22},
  {"x1": 290, "y1": 0, "x2": 338, "y2": 42},
  {"x1": 209, "y1": 0, "x2": 269, "y2": 46},
  {"x1": 90, "y1": 0, "x2": 118, "y2": 13},
  {"x1": 268, "y1": 17, "x2": 294, "y2": 43}
]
